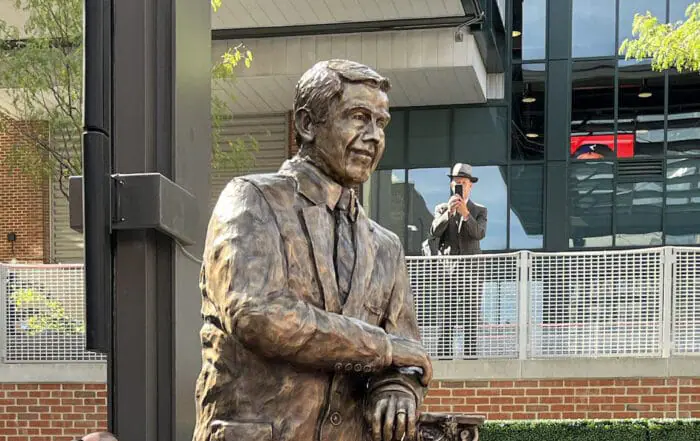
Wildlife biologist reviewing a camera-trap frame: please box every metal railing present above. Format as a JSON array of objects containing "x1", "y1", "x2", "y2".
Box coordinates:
[
  {"x1": 409, "y1": 246, "x2": 700, "y2": 360},
  {"x1": 2, "y1": 246, "x2": 700, "y2": 363},
  {"x1": 1, "y1": 263, "x2": 105, "y2": 363}
]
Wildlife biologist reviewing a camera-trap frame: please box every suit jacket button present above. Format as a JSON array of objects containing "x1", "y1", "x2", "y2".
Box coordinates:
[
  {"x1": 363, "y1": 365, "x2": 372, "y2": 373},
  {"x1": 354, "y1": 364, "x2": 363, "y2": 372},
  {"x1": 345, "y1": 363, "x2": 353, "y2": 371},
  {"x1": 334, "y1": 363, "x2": 343, "y2": 371},
  {"x1": 330, "y1": 412, "x2": 342, "y2": 426}
]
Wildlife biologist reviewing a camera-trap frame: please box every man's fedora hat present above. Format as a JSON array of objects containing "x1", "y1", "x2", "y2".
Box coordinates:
[{"x1": 448, "y1": 163, "x2": 478, "y2": 183}]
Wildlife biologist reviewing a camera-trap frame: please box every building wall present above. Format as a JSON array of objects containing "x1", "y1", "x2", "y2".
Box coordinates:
[
  {"x1": 0, "y1": 116, "x2": 49, "y2": 263},
  {"x1": 2, "y1": 377, "x2": 698, "y2": 440}
]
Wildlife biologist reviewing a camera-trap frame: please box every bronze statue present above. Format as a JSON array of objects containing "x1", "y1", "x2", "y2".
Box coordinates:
[{"x1": 193, "y1": 60, "x2": 433, "y2": 441}]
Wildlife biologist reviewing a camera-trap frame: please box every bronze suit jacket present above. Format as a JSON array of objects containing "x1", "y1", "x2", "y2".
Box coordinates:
[
  {"x1": 193, "y1": 158, "x2": 425, "y2": 441},
  {"x1": 429, "y1": 200, "x2": 488, "y2": 255}
]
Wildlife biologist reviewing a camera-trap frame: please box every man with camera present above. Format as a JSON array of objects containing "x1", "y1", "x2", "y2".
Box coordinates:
[{"x1": 426, "y1": 163, "x2": 487, "y2": 359}]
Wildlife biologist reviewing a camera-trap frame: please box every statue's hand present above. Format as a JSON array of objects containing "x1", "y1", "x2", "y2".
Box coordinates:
[{"x1": 366, "y1": 390, "x2": 417, "y2": 441}]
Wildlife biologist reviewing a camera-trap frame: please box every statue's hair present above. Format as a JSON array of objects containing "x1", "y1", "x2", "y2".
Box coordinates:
[{"x1": 293, "y1": 59, "x2": 390, "y2": 147}]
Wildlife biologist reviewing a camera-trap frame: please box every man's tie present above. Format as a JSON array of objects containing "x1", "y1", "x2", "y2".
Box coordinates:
[{"x1": 334, "y1": 188, "x2": 356, "y2": 305}]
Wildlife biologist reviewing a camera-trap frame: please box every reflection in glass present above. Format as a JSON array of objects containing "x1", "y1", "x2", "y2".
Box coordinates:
[
  {"x1": 572, "y1": 0, "x2": 616, "y2": 58},
  {"x1": 379, "y1": 110, "x2": 406, "y2": 169},
  {"x1": 368, "y1": 169, "x2": 406, "y2": 249},
  {"x1": 571, "y1": 61, "x2": 616, "y2": 160},
  {"x1": 569, "y1": 162, "x2": 614, "y2": 247},
  {"x1": 512, "y1": 63, "x2": 546, "y2": 160},
  {"x1": 618, "y1": 59, "x2": 665, "y2": 157},
  {"x1": 670, "y1": 0, "x2": 696, "y2": 22},
  {"x1": 406, "y1": 168, "x2": 450, "y2": 255},
  {"x1": 668, "y1": 70, "x2": 700, "y2": 156},
  {"x1": 509, "y1": 165, "x2": 544, "y2": 249},
  {"x1": 615, "y1": 179, "x2": 663, "y2": 246},
  {"x1": 407, "y1": 109, "x2": 451, "y2": 167},
  {"x1": 618, "y1": 0, "x2": 666, "y2": 47},
  {"x1": 453, "y1": 107, "x2": 508, "y2": 164},
  {"x1": 469, "y1": 166, "x2": 508, "y2": 251},
  {"x1": 512, "y1": 0, "x2": 546, "y2": 61},
  {"x1": 666, "y1": 158, "x2": 700, "y2": 244}
]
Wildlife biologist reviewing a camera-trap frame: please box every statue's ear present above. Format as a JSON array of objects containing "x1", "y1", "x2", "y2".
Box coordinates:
[{"x1": 294, "y1": 108, "x2": 315, "y2": 145}]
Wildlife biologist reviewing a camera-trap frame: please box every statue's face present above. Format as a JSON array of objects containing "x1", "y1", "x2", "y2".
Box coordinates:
[{"x1": 313, "y1": 82, "x2": 390, "y2": 187}]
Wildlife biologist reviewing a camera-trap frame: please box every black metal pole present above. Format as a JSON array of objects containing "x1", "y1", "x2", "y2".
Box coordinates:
[{"x1": 82, "y1": 0, "x2": 112, "y2": 354}]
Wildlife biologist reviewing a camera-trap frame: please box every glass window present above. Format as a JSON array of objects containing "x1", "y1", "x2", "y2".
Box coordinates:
[
  {"x1": 571, "y1": 60, "x2": 616, "y2": 160},
  {"x1": 509, "y1": 165, "x2": 544, "y2": 249},
  {"x1": 407, "y1": 109, "x2": 451, "y2": 167},
  {"x1": 670, "y1": 0, "x2": 695, "y2": 22},
  {"x1": 618, "y1": 59, "x2": 665, "y2": 158},
  {"x1": 615, "y1": 178, "x2": 663, "y2": 247},
  {"x1": 666, "y1": 158, "x2": 700, "y2": 245},
  {"x1": 569, "y1": 161, "x2": 614, "y2": 248},
  {"x1": 406, "y1": 168, "x2": 450, "y2": 255},
  {"x1": 512, "y1": 0, "x2": 547, "y2": 61},
  {"x1": 470, "y1": 166, "x2": 508, "y2": 251},
  {"x1": 453, "y1": 107, "x2": 508, "y2": 164},
  {"x1": 367, "y1": 169, "x2": 406, "y2": 249},
  {"x1": 618, "y1": 0, "x2": 666, "y2": 48},
  {"x1": 512, "y1": 63, "x2": 545, "y2": 160},
  {"x1": 668, "y1": 71, "x2": 700, "y2": 156},
  {"x1": 378, "y1": 110, "x2": 406, "y2": 169},
  {"x1": 572, "y1": 0, "x2": 616, "y2": 58}
]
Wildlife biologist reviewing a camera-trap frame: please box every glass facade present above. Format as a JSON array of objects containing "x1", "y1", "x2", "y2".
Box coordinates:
[{"x1": 365, "y1": 0, "x2": 700, "y2": 254}]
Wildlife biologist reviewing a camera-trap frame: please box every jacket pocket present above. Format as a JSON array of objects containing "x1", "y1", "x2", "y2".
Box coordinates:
[{"x1": 210, "y1": 420, "x2": 273, "y2": 441}]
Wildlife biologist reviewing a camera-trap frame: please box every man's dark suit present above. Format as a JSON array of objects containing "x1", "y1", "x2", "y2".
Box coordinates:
[
  {"x1": 429, "y1": 200, "x2": 487, "y2": 255},
  {"x1": 427, "y1": 200, "x2": 487, "y2": 358},
  {"x1": 193, "y1": 158, "x2": 425, "y2": 441}
]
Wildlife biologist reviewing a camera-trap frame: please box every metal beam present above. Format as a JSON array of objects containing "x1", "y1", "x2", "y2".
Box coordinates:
[{"x1": 211, "y1": 16, "x2": 473, "y2": 40}]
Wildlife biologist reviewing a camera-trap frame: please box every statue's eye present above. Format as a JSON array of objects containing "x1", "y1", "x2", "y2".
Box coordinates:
[{"x1": 352, "y1": 112, "x2": 369, "y2": 123}]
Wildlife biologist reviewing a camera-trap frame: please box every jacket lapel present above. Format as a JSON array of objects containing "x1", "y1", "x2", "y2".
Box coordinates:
[
  {"x1": 301, "y1": 205, "x2": 342, "y2": 314},
  {"x1": 342, "y1": 208, "x2": 376, "y2": 316}
]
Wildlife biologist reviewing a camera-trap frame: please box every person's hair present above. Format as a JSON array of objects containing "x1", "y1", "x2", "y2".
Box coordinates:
[{"x1": 293, "y1": 59, "x2": 391, "y2": 147}]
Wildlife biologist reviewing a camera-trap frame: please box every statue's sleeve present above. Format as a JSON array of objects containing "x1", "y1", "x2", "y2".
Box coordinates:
[
  {"x1": 202, "y1": 178, "x2": 392, "y2": 373},
  {"x1": 367, "y1": 243, "x2": 427, "y2": 405}
]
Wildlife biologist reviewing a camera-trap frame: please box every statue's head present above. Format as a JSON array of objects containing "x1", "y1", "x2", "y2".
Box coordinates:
[{"x1": 293, "y1": 59, "x2": 391, "y2": 187}]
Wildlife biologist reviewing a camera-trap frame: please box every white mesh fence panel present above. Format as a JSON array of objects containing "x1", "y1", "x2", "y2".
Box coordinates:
[
  {"x1": 672, "y1": 247, "x2": 700, "y2": 354},
  {"x1": 2, "y1": 263, "x2": 105, "y2": 362},
  {"x1": 407, "y1": 253, "x2": 520, "y2": 360},
  {"x1": 528, "y1": 249, "x2": 664, "y2": 358}
]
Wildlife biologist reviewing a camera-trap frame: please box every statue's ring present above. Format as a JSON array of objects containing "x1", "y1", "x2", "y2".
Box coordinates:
[{"x1": 396, "y1": 410, "x2": 408, "y2": 415}]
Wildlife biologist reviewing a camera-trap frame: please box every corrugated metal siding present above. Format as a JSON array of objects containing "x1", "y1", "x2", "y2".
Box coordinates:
[
  {"x1": 210, "y1": 113, "x2": 288, "y2": 210},
  {"x1": 49, "y1": 113, "x2": 288, "y2": 263}
]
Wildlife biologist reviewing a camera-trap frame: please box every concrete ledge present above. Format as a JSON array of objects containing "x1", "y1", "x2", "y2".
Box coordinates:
[
  {"x1": 433, "y1": 357, "x2": 700, "y2": 380},
  {"x1": 0, "y1": 362, "x2": 107, "y2": 383}
]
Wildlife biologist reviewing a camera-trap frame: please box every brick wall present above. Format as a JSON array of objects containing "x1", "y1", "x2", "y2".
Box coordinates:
[
  {"x1": 423, "y1": 378, "x2": 700, "y2": 420},
  {"x1": 2, "y1": 378, "x2": 699, "y2": 440},
  {"x1": 0, "y1": 383, "x2": 107, "y2": 441},
  {"x1": 0, "y1": 116, "x2": 50, "y2": 263}
]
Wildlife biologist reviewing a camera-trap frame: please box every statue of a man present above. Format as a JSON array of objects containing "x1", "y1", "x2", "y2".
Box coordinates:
[{"x1": 193, "y1": 59, "x2": 432, "y2": 441}]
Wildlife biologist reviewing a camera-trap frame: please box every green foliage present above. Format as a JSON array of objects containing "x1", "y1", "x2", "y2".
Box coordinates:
[
  {"x1": 480, "y1": 419, "x2": 699, "y2": 441},
  {"x1": 11, "y1": 288, "x2": 84, "y2": 335},
  {"x1": 619, "y1": 2, "x2": 700, "y2": 72},
  {"x1": 0, "y1": 0, "x2": 257, "y2": 199}
]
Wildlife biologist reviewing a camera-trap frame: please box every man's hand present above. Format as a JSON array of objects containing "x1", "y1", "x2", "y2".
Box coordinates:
[
  {"x1": 366, "y1": 390, "x2": 417, "y2": 441},
  {"x1": 389, "y1": 336, "x2": 433, "y2": 387},
  {"x1": 448, "y1": 195, "x2": 469, "y2": 218}
]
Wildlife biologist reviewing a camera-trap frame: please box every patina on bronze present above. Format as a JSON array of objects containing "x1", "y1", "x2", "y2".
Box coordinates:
[{"x1": 193, "y1": 59, "x2": 482, "y2": 441}]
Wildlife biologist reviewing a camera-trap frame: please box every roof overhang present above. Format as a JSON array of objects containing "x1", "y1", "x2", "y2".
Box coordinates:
[{"x1": 213, "y1": 28, "x2": 504, "y2": 115}]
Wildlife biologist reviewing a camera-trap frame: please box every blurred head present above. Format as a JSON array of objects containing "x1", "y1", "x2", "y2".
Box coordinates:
[
  {"x1": 447, "y1": 163, "x2": 478, "y2": 199},
  {"x1": 293, "y1": 59, "x2": 391, "y2": 187},
  {"x1": 450, "y1": 176, "x2": 474, "y2": 199},
  {"x1": 78, "y1": 432, "x2": 118, "y2": 441}
]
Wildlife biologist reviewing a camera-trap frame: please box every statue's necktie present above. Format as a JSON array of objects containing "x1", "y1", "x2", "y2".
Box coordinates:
[{"x1": 334, "y1": 188, "x2": 356, "y2": 305}]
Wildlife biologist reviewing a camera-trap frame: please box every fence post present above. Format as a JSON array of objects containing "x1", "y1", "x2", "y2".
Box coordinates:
[
  {"x1": 0, "y1": 264, "x2": 7, "y2": 362},
  {"x1": 518, "y1": 251, "x2": 530, "y2": 360},
  {"x1": 661, "y1": 247, "x2": 674, "y2": 358}
]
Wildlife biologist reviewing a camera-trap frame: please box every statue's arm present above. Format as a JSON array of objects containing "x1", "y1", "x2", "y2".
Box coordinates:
[
  {"x1": 429, "y1": 203, "x2": 450, "y2": 239},
  {"x1": 367, "y1": 244, "x2": 428, "y2": 405},
  {"x1": 204, "y1": 179, "x2": 393, "y2": 373}
]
